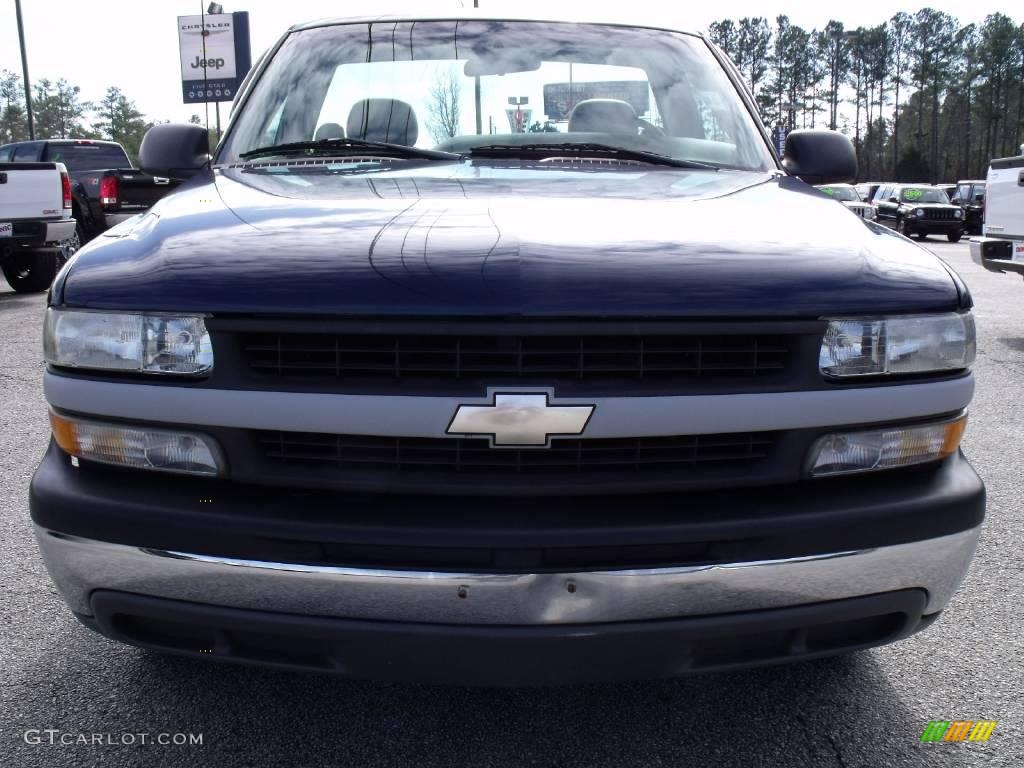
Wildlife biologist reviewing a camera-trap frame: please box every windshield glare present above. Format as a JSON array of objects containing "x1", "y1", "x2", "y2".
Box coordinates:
[
  {"x1": 901, "y1": 188, "x2": 948, "y2": 204},
  {"x1": 220, "y1": 20, "x2": 774, "y2": 171}
]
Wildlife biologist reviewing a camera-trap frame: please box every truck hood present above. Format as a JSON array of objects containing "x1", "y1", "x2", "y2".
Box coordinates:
[{"x1": 61, "y1": 163, "x2": 961, "y2": 317}]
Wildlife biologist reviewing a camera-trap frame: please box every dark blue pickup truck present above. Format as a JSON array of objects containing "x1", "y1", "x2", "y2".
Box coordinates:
[{"x1": 31, "y1": 13, "x2": 983, "y2": 685}]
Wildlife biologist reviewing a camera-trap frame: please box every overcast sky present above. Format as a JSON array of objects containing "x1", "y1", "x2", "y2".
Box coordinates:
[{"x1": 0, "y1": 0, "x2": 1011, "y2": 127}]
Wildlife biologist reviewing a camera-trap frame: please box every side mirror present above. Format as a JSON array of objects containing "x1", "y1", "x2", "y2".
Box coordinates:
[
  {"x1": 139, "y1": 123, "x2": 211, "y2": 181},
  {"x1": 889, "y1": 197, "x2": 899, "y2": 204},
  {"x1": 781, "y1": 129, "x2": 857, "y2": 185}
]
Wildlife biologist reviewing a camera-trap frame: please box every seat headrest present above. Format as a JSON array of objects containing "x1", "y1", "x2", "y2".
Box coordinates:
[
  {"x1": 567, "y1": 99, "x2": 639, "y2": 135},
  {"x1": 346, "y1": 99, "x2": 419, "y2": 146},
  {"x1": 314, "y1": 122, "x2": 345, "y2": 141}
]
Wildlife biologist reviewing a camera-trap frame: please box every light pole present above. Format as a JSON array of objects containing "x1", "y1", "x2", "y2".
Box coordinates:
[
  {"x1": 14, "y1": 0, "x2": 34, "y2": 139},
  {"x1": 207, "y1": 2, "x2": 223, "y2": 141}
]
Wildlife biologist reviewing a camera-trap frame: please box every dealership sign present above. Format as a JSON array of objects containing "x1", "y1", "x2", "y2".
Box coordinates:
[
  {"x1": 178, "y1": 12, "x2": 252, "y2": 104},
  {"x1": 543, "y1": 81, "x2": 650, "y2": 121},
  {"x1": 774, "y1": 124, "x2": 788, "y2": 156},
  {"x1": 505, "y1": 108, "x2": 533, "y2": 133}
]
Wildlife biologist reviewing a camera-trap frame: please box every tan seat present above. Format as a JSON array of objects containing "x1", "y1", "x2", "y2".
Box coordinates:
[
  {"x1": 314, "y1": 122, "x2": 345, "y2": 141},
  {"x1": 346, "y1": 99, "x2": 419, "y2": 145},
  {"x1": 567, "y1": 99, "x2": 639, "y2": 136}
]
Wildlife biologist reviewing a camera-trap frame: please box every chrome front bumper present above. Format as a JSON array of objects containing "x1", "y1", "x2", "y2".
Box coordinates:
[{"x1": 35, "y1": 524, "x2": 981, "y2": 626}]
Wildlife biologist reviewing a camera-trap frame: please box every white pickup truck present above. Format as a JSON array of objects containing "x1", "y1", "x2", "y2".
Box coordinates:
[
  {"x1": 971, "y1": 151, "x2": 1024, "y2": 277},
  {"x1": 0, "y1": 161, "x2": 78, "y2": 292}
]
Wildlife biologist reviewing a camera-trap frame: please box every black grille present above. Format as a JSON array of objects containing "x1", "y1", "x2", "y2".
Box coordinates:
[
  {"x1": 924, "y1": 208, "x2": 957, "y2": 220},
  {"x1": 242, "y1": 333, "x2": 791, "y2": 383},
  {"x1": 255, "y1": 431, "x2": 775, "y2": 475}
]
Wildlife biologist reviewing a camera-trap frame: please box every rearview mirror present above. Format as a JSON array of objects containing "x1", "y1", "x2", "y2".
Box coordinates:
[
  {"x1": 139, "y1": 123, "x2": 211, "y2": 181},
  {"x1": 781, "y1": 129, "x2": 857, "y2": 185}
]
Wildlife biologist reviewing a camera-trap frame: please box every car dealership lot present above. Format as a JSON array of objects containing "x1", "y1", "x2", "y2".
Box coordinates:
[{"x1": 0, "y1": 241, "x2": 1020, "y2": 767}]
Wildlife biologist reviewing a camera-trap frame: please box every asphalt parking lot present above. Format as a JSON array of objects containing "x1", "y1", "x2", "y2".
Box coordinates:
[{"x1": 0, "y1": 240, "x2": 1020, "y2": 767}]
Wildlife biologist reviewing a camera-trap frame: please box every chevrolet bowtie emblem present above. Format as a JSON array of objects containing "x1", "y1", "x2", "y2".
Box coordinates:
[{"x1": 447, "y1": 392, "x2": 596, "y2": 447}]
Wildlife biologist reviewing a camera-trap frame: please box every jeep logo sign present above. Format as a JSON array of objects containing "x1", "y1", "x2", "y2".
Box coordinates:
[
  {"x1": 178, "y1": 12, "x2": 251, "y2": 105},
  {"x1": 191, "y1": 57, "x2": 227, "y2": 71},
  {"x1": 179, "y1": 13, "x2": 236, "y2": 81}
]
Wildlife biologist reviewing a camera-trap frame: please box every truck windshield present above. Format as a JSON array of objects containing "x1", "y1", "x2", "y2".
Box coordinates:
[
  {"x1": 900, "y1": 188, "x2": 948, "y2": 204},
  {"x1": 220, "y1": 20, "x2": 774, "y2": 172}
]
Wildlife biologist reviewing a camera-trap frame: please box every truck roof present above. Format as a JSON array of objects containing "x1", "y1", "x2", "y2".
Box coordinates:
[
  {"x1": 289, "y1": 12, "x2": 699, "y2": 38},
  {"x1": 43, "y1": 139, "x2": 121, "y2": 145},
  {"x1": 0, "y1": 139, "x2": 123, "y2": 149}
]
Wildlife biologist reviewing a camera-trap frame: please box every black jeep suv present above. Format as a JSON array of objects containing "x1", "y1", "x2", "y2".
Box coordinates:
[{"x1": 872, "y1": 183, "x2": 965, "y2": 241}]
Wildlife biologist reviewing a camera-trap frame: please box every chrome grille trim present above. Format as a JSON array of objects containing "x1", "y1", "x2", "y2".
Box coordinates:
[{"x1": 43, "y1": 373, "x2": 976, "y2": 440}]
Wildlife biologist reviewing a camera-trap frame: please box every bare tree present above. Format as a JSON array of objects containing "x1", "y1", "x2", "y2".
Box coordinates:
[{"x1": 427, "y1": 70, "x2": 461, "y2": 144}]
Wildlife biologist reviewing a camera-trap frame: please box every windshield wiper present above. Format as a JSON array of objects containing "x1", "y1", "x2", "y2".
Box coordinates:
[
  {"x1": 466, "y1": 142, "x2": 719, "y2": 170},
  {"x1": 238, "y1": 137, "x2": 462, "y2": 162}
]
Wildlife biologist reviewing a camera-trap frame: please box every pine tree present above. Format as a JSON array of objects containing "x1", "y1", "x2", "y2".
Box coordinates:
[
  {"x1": 0, "y1": 69, "x2": 28, "y2": 143},
  {"x1": 736, "y1": 17, "x2": 771, "y2": 114},
  {"x1": 889, "y1": 12, "x2": 914, "y2": 173},
  {"x1": 92, "y1": 87, "x2": 149, "y2": 162}
]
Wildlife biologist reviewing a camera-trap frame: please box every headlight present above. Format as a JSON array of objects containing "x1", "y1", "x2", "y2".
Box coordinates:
[
  {"x1": 954, "y1": 209, "x2": 964, "y2": 219},
  {"x1": 50, "y1": 410, "x2": 223, "y2": 476},
  {"x1": 44, "y1": 309, "x2": 213, "y2": 375},
  {"x1": 819, "y1": 313, "x2": 975, "y2": 378},
  {"x1": 807, "y1": 413, "x2": 966, "y2": 477},
  {"x1": 913, "y1": 208, "x2": 925, "y2": 217}
]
